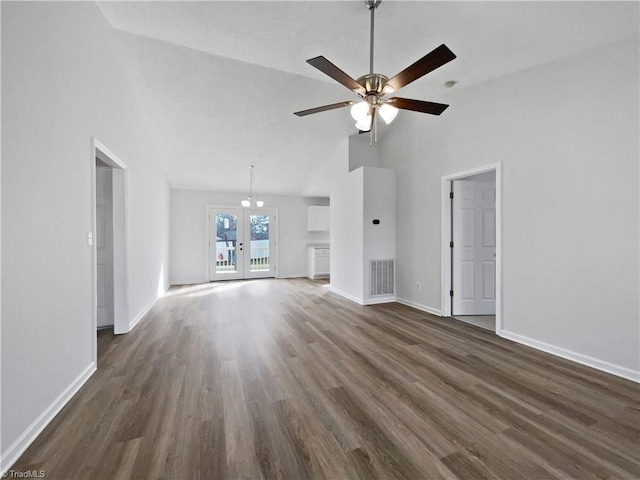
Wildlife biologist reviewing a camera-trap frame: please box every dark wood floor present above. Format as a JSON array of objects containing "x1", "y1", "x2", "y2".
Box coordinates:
[{"x1": 12, "y1": 279, "x2": 640, "y2": 479}]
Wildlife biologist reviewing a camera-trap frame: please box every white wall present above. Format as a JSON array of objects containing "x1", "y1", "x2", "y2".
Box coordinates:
[
  {"x1": 170, "y1": 189, "x2": 329, "y2": 283},
  {"x1": 363, "y1": 167, "x2": 396, "y2": 302},
  {"x1": 331, "y1": 161, "x2": 396, "y2": 304},
  {"x1": 380, "y1": 39, "x2": 639, "y2": 378},
  {"x1": 330, "y1": 168, "x2": 364, "y2": 302},
  {"x1": 349, "y1": 133, "x2": 381, "y2": 171},
  {"x1": 1, "y1": 1, "x2": 170, "y2": 467}
]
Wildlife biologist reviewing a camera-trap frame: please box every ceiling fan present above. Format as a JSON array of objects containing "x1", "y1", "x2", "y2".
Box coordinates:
[{"x1": 294, "y1": 0, "x2": 456, "y2": 142}]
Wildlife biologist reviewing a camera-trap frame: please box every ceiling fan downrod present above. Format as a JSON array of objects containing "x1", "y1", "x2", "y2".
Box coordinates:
[
  {"x1": 365, "y1": 0, "x2": 381, "y2": 144},
  {"x1": 365, "y1": 0, "x2": 381, "y2": 75}
]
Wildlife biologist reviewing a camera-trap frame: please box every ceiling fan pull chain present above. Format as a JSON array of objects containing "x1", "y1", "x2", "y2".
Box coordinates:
[
  {"x1": 369, "y1": 107, "x2": 377, "y2": 146},
  {"x1": 373, "y1": 107, "x2": 378, "y2": 144}
]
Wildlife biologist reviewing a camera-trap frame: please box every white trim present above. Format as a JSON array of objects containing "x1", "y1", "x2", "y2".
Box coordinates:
[
  {"x1": 90, "y1": 143, "x2": 98, "y2": 363},
  {"x1": 129, "y1": 294, "x2": 162, "y2": 331},
  {"x1": 363, "y1": 296, "x2": 396, "y2": 305},
  {"x1": 329, "y1": 287, "x2": 364, "y2": 305},
  {"x1": 500, "y1": 330, "x2": 640, "y2": 383},
  {"x1": 94, "y1": 139, "x2": 127, "y2": 170},
  {"x1": 396, "y1": 297, "x2": 442, "y2": 316},
  {"x1": 170, "y1": 273, "x2": 309, "y2": 284},
  {"x1": 440, "y1": 162, "x2": 502, "y2": 335},
  {"x1": 0, "y1": 363, "x2": 96, "y2": 475},
  {"x1": 91, "y1": 138, "x2": 130, "y2": 347},
  {"x1": 170, "y1": 279, "x2": 206, "y2": 286},
  {"x1": 327, "y1": 288, "x2": 395, "y2": 306}
]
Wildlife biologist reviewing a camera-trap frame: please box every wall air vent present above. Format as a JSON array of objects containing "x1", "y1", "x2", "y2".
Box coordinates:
[{"x1": 370, "y1": 259, "x2": 395, "y2": 297}]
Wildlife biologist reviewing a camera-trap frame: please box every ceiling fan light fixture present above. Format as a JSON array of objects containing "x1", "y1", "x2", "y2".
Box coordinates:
[
  {"x1": 379, "y1": 103, "x2": 399, "y2": 124},
  {"x1": 256, "y1": 200, "x2": 264, "y2": 208},
  {"x1": 350, "y1": 101, "x2": 369, "y2": 121},
  {"x1": 355, "y1": 114, "x2": 372, "y2": 132},
  {"x1": 241, "y1": 199, "x2": 251, "y2": 208}
]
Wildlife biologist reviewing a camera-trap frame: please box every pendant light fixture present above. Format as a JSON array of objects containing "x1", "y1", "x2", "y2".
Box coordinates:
[{"x1": 241, "y1": 165, "x2": 264, "y2": 209}]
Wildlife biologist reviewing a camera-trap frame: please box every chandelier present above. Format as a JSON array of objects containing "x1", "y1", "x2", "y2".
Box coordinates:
[{"x1": 240, "y1": 165, "x2": 264, "y2": 209}]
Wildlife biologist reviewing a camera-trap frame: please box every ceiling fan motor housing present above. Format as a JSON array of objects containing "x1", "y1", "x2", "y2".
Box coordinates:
[
  {"x1": 356, "y1": 73, "x2": 389, "y2": 95},
  {"x1": 365, "y1": 0, "x2": 382, "y2": 10}
]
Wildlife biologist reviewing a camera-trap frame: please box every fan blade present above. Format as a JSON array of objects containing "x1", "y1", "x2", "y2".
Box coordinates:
[
  {"x1": 389, "y1": 97, "x2": 449, "y2": 115},
  {"x1": 294, "y1": 101, "x2": 355, "y2": 117},
  {"x1": 385, "y1": 44, "x2": 456, "y2": 92},
  {"x1": 307, "y1": 56, "x2": 365, "y2": 95}
]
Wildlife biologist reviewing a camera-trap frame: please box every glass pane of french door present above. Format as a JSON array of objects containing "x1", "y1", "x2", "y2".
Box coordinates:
[
  {"x1": 209, "y1": 207, "x2": 245, "y2": 281},
  {"x1": 216, "y1": 213, "x2": 239, "y2": 273},
  {"x1": 243, "y1": 209, "x2": 276, "y2": 279},
  {"x1": 249, "y1": 214, "x2": 270, "y2": 272}
]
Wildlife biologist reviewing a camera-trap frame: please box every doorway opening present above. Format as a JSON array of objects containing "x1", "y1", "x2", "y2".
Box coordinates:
[
  {"x1": 207, "y1": 206, "x2": 278, "y2": 281},
  {"x1": 91, "y1": 138, "x2": 130, "y2": 363},
  {"x1": 441, "y1": 163, "x2": 502, "y2": 334}
]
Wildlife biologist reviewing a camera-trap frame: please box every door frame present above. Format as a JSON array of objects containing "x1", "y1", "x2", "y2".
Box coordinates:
[
  {"x1": 91, "y1": 138, "x2": 130, "y2": 363},
  {"x1": 205, "y1": 205, "x2": 279, "y2": 281},
  {"x1": 440, "y1": 162, "x2": 502, "y2": 334}
]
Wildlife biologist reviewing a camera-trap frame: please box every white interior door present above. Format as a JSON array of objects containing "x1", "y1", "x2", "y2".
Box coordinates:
[
  {"x1": 96, "y1": 166, "x2": 114, "y2": 327},
  {"x1": 452, "y1": 172, "x2": 496, "y2": 315},
  {"x1": 208, "y1": 207, "x2": 277, "y2": 281}
]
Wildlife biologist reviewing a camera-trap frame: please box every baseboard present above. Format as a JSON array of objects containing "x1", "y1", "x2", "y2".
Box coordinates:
[
  {"x1": 170, "y1": 279, "x2": 206, "y2": 286},
  {"x1": 0, "y1": 362, "x2": 97, "y2": 475},
  {"x1": 363, "y1": 296, "x2": 396, "y2": 305},
  {"x1": 329, "y1": 287, "x2": 364, "y2": 305},
  {"x1": 500, "y1": 330, "x2": 640, "y2": 383},
  {"x1": 328, "y1": 288, "x2": 397, "y2": 306},
  {"x1": 396, "y1": 297, "x2": 442, "y2": 317},
  {"x1": 129, "y1": 291, "x2": 165, "y2": 331},
  {"x1": 278, "y1": 273, "x2": 308, "y2": 279}
]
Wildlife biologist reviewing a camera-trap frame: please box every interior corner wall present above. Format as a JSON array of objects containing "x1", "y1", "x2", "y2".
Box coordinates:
[
  {"x1": 379, "y1": 38, "x2": 640, "y2": 377},
  {"x1": 170, "y1": 189, "x2": 330, "y2": 284},
  {"x1": 330, "y1": 168, "x2": 364, "y2": 302},
  {"x1": 1, "y1": 1, "x2": 170, "y2": 465}
]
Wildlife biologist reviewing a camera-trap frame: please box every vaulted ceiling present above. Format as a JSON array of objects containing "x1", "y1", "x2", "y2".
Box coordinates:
[{"x1": 97, "y1": 1, "x2": 638, "y2": 196}]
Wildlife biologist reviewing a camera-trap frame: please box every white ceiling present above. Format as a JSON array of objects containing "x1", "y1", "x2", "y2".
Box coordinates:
[{"x1": 97, "y1": 1, "x2": 638, "y2": 196}]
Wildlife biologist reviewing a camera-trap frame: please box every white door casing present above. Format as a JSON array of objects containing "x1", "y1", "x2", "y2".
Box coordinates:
[
  {"x1": 96, "y1": 166, "x2": 114, "y2": 327},
  {"x1": 91, "y1": 137, "x2": 130, "y2": 365},
  {"x1": 452, "y1": 172, "x2": 496, "y2": 315}
]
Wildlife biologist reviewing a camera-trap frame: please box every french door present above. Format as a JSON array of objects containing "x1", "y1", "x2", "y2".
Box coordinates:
[{"x1": 208, "y1": 207, "x2": 277, "y2": 281}]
